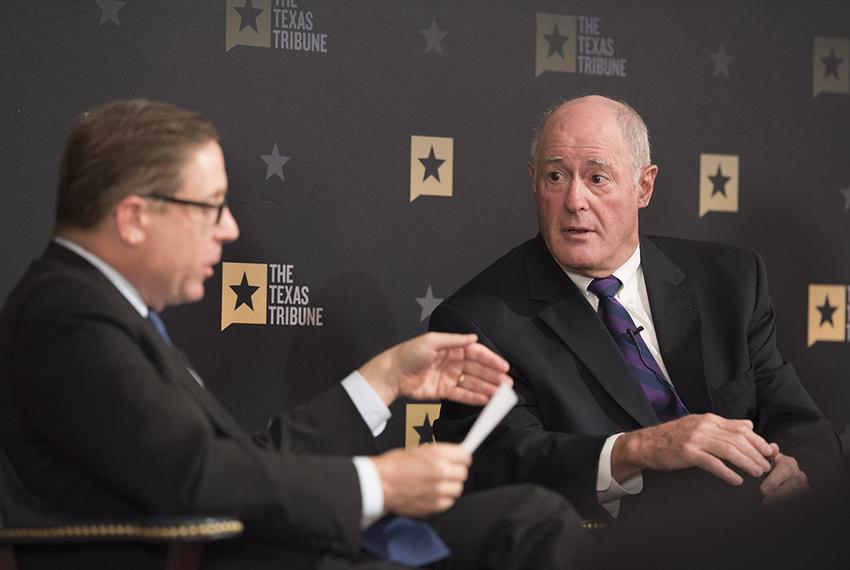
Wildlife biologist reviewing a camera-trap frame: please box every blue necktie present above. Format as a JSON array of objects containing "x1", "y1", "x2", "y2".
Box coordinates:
[
  {"x1": 146, "y1": 310, "x2": 173, "y2": 346},
  {"x1": 588, "y1": 276, "x2": 688, "y2": 423},
  {"x1": 361, "y1": 516, "x2": 450, "y2": 567}
]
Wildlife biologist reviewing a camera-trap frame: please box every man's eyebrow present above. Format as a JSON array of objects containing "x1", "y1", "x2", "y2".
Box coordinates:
[
  {"x1": 587, "y1": 158, "x2": 611, "y2": 168},
  {"x1": 542, "y1": 156, "x2": 563, "y2": 164}
]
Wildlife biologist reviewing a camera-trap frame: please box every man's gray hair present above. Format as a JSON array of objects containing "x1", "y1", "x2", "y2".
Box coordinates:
[{"x1": 529, "y1": 96, "x2": 651, "y2": 183}]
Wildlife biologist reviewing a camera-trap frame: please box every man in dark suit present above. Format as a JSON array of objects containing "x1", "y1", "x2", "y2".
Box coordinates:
[
  {"x1": 0, "y1": 99, "x2": 591, "y2": 568},
  {"x1": 431, "y1": 95, "x2": 839, "y2": 521}
]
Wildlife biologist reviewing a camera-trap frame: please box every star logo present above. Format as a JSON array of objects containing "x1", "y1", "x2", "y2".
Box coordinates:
[
  {"x1": 813, "y1": 37, "x2": 850, "y2": 96},
  {"x1": 221, "y1": 262, "x2": 268, "y2": 330},
  {"x1": 234, "y1": 0, "x2": 263, "y2": 32},
  {"x1": 544, "y1": 24, "x2": 569, "y2": 58},
  {"x1": 94, "y1": 0, "x2": 125, "y2": 26},
  {"x1": 420, "y1": 19, "x2": 447, "y2": 55},
  {"x1": 535, "y1": 13, "x2": 577, "y2": 76},
  {"x1": 415, "y1": 285, "x2": 444, "y2": 323},
  {"x1": 261, "y1": 143, "x2": 291, "y2": 182},
  {"x1": 230, "y1": 272, "x2": 260, "y2": 311},
  {"x1": 709, "y1": 42, "x2": 734, "y2": 78},
  {"x1": 414, "y1": 414, "x2": 436, "y2": 445},
  {"x1": 226, "y1": 0, "x2": 272, "y2": 52},
  {"x1": 708, "y1": 165, "x2": 731, "y2": 197},
  {"x1": 418, "y1": 147, "x2": 445, "y2": 182},
  {"x1": 821, "y1": 47, "x2": 843, "y2": 80},
  {"x1": 807, "y1": 284, "x2": 847, "y2": 346},
  {"x1": 405, "y1": 403, "x2": 442, "y2": 448},
  {"x1": 841, "y1": 185, "x2": 850, "y2": 212},
  {"x1": 410, "y1": 135, "x2": 454, "y2": 201},
  {"x1": 699, "y1": 154, "x2": 739, "y2": 217},
  {"x1": 817, "y1": 295, "x2": 838, "y2": 326}
]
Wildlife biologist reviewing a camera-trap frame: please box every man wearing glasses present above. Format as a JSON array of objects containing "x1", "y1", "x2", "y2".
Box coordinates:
[{"x1": 0, "y1": 99, "x2": 590, "y2": 568}]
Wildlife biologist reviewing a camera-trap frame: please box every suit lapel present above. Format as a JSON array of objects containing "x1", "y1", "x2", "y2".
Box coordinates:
[
  {"x1": 527, "y1": 236, "x2": 659, "y2": 428},
  {"x1": 640, "y1": 237, "x2": 711, "y2": 414},
  {"x1": 46, "y1": 242, "x2": 251, "y2": 439}
]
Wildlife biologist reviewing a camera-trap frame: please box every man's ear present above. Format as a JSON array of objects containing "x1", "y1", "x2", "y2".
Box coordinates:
[
  {"x1": 637, "y1": 164, "x2": 658, "y2": 208},
  {"x1": 114, "y1": 194, "x2": 149, "y2": 246},
  {"x1": 527, "y1": 161, "x2": 537, "y2": 194}
]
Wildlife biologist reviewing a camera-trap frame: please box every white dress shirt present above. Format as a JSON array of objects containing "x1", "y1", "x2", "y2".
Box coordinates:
[
  {"x1": 558, "y1": 245, "x2": 675, "y2": 517},
  {"x1": 53, "y1": 237, "x2": 388, "y2": 528}
]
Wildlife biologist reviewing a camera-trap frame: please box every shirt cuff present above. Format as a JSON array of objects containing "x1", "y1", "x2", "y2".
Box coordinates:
[
  {"x1": 352, "y1": 457, "x2": 385, "y2": 528},
  {"x1": 596, "y1": 432, "x2": 643, "y2": 518},
  {"x1": 341, "y1": 370, "x2": 392, "y2": 437}
]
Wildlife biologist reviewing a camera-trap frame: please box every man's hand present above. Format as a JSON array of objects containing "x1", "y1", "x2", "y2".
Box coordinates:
[
  {"x1": 359, "y1": 332, "x2": 512, "y2": 407},
  {"x1": 760, "y1": 443, "x2": 809, "y2": 505},
  {"x1": 612, "y1": 413, "x2": 774, "y2": 485},
  {"x1": 371, "y1": 443, "x2": 471, "y2": 517}
]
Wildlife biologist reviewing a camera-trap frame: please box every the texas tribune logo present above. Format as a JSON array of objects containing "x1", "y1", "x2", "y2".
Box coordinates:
[
  {"x1": 535, "y1": 13, "x2": 627, "y2": 78},
  {"x1": 225, "y1": 0, "x2": 329, "y2": 53},
  {"x1": 807, "y1": 284, "x2": 850, "y2": 347},
  {"x1": 221, "y1": 262, "x2": 325, "y2": 330}
]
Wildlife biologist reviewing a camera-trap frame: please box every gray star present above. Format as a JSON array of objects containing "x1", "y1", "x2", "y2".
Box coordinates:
[
  {"x1": 415, "y1": 285, "x2": 443, "y2": 322},
  {"x1": 709, "y1": 42, "x2": 734, "y2": 78},
  {"x1": 260, "y1": 143, "x2": 290, "y2": 182},
  {"x1": 544, "y1": 24, "x2": 569, "y2": 59},
  {"x1": 234, "y1": 0, "x2": 263, "y2": 33},
  {"x1": 420, "y1": 19, "x2": 447, "y2": 54},
  {"x1": 419, "y1": 146, "x2": 445, "y2": 182},
  {"x1": 841, "y1": 184, "x2": 850, "y2": 212},
  {"x1": 822, "y1": 47, "x2": 843, "y2": 80},
  {"x1": 708, "y1": 165, "x2": 731, "y2": 197},
  {"x1": 95, "y1": 0, "x2": 125, "y2": 26}
]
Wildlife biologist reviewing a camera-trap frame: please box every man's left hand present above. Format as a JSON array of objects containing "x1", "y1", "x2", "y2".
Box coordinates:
[
  {"x1": 359, "y1": 332, "x2": 512, "y2": 406},
  {"x1": 760, "y1": 443, "x2": 809, "y2": 505}
]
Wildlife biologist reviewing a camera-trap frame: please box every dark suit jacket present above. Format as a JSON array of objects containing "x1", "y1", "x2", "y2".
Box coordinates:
[
  {"x1": 431, "y1": 234, "x2": 839, "y2": 518},
  {"x1": 0, "y1": 243, "x2": 375, "y2": 556}
]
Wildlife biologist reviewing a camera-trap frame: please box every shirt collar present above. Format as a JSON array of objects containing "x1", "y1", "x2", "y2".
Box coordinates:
[
  {"x1": 53, "y1": 236, "x2": 148, "y2": 317},
  {"x1": 558, "y1": 245, "x2": 642, "y2": 297}
]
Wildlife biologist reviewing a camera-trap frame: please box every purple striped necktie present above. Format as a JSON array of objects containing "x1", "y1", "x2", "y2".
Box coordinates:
[{"x1": 588, "y1": 276, "x2": 688, "y2": 423}]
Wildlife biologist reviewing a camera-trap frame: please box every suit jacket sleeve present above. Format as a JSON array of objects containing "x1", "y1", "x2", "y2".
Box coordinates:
[
  {"x1": 430, "y1": 303, "x2": 609, "y2": 519},
  {"x1": 744, "y1": 252, "x2": 840, "y2": 466},
  {"x1": 9, "y1": 274, "x2": 371, "y2": 554}
]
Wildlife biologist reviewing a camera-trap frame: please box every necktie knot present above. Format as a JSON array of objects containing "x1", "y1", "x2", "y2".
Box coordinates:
[
  {"x1": 147, "y1": 310, "x2": 173, "y2": 346},
  {"x1": 588, "y1": 276, "x2": 621, "y2": 299}
]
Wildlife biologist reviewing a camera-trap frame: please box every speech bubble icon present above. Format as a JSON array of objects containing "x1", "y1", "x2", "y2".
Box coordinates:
[
  {"x1": 699, "y1": 153, "x2": 739, "y2": 218},
  {"x1": 405, "y1": 403, "x2": 442, "y2": 448},
  {"x1": 535, "y1": 13, "x2": 577, "y2": 77},
  {"x1": 410, "y1": 135, "x2": 454, "y2": 202},
  {"x1": 225, "y1": 0, "x2": 272, "y2": 52},
  {"x1": 807, "y1": 284, "x2": 847, "y2": 347},
  {"x1": 813, "y1": 37, "x2": 850, "y2": 97},
  {"x1": 221, "y1": 262, "x2": 268, "y2": 330}
]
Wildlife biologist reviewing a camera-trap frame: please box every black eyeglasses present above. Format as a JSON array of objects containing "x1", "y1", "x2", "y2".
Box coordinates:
[{"x1": 144, "y1": 193, "x2": 229, "y2": 224}]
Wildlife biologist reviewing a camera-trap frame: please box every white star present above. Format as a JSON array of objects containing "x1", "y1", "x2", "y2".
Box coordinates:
[
  {"x1": 260, "y1": 143, "x2": 290, "y2": 182},
  {"x1": 415, "y1": 285, "x2": 443, "y2": 322},
  {"x1": 95, "y1": 0, "x2": 126, "y2": 26},
  {"x1": 840, "y1": 184, "x2": 850, "y2": 212},
  {"x1": 709, "y1": 42, "x2": 734, "y2": 78},
  {"x1": 420, "y1": 19, "x2": 447, "y2": 55}
]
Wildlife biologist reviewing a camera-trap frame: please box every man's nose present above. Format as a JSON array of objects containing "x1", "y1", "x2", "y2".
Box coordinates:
[
  {"x1": 215, "y1": 205, "x2": 240, "y2": 243},
  {"x1": 563, "y1": 179, "x2": 589, "y2": 212}
]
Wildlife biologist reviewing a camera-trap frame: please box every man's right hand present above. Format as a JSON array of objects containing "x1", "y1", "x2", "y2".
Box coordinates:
[
  {"x1": 371, "y1": 443, "x2": 471, "y2": 517},
  {"x1": 611, "y1": 414, "x2": 774, "y2": 485}
]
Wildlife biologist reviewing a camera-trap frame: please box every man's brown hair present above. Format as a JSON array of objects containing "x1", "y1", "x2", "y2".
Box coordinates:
[{"x1": 56, "y1": 99, "x2": 219, "y2": 229}]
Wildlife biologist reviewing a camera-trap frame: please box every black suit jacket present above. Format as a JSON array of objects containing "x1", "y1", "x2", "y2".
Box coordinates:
[
  {"x1": 0, "y1": 243, "x2": 375, "y2": 555},
  {"x1": 431, "y1": 234, "x2": 839, "y2": 518}
]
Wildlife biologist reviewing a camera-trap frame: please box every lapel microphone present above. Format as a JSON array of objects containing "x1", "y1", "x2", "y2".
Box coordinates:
[{"x1": 626, "y1": 325, "x2": 645, "y2": 339}]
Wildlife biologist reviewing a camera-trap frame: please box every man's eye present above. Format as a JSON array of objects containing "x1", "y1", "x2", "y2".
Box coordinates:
[
  {"x1": 590, "y1": 174, "x2": 606, "y2": 184},
  {"x1": 548, "y1": 172, "x2": 562, "y2": 182}
]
